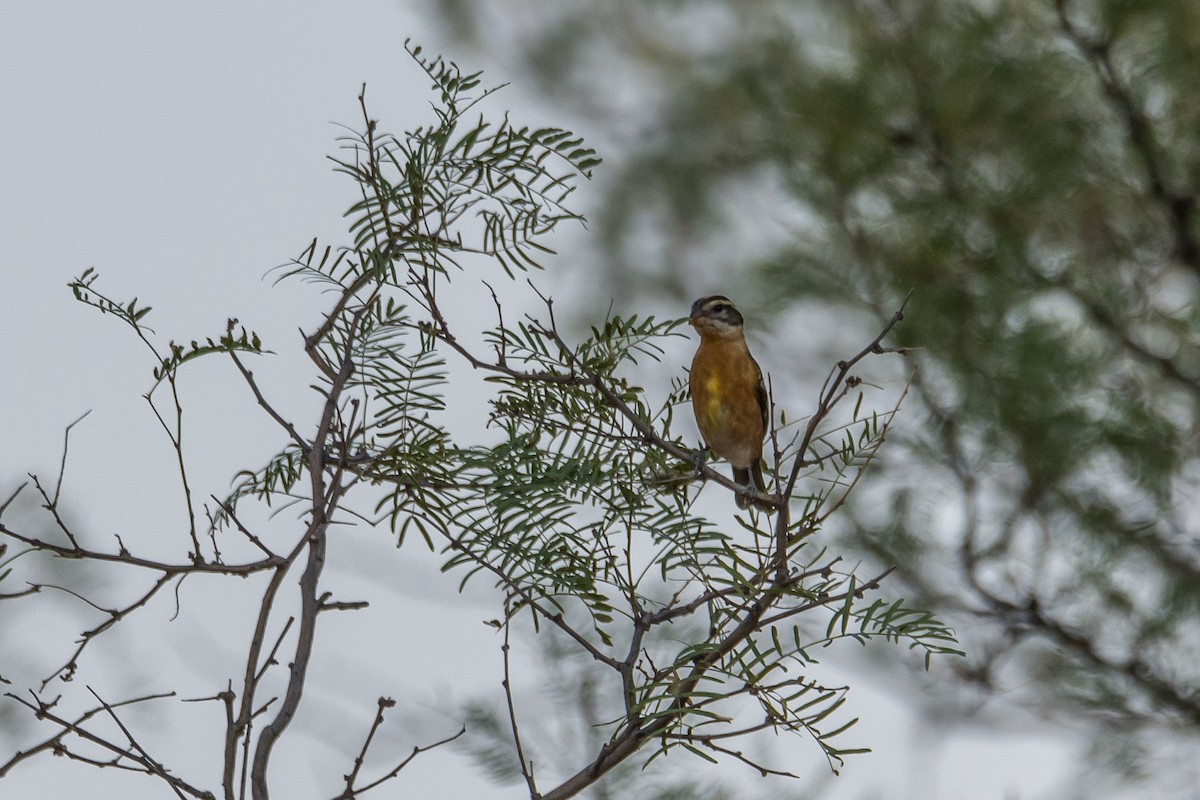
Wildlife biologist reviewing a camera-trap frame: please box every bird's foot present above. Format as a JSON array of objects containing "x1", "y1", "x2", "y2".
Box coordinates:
[{"x1": 738, "y1": 486, "x2": 782, "y2": 513}]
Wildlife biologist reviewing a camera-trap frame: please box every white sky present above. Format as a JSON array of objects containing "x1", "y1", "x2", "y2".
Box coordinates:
[{"x1": 0, "y1": 3, "x2": 1161, "y2": 799}]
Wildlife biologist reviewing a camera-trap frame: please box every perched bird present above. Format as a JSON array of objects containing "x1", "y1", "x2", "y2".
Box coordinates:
[{"x1": 688, "y1": 296, "x2": 769, "y2": 510}]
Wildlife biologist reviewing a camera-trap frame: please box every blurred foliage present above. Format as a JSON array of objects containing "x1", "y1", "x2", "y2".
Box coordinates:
[{"x1": 429, "y1": 0, "x2": 1200, "y2": 792}]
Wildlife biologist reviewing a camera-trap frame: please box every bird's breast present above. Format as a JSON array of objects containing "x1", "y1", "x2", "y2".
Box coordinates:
[{"x1": 689, "y1": 337, "x2": 764, "y2": 468}]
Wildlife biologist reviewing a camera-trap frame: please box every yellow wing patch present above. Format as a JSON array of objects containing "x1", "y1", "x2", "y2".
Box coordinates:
[{"x1": 702, "y1": 376, "x2": 724, "y2": 425}]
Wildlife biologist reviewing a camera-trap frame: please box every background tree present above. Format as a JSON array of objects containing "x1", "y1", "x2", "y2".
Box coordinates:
[
  {"x1": 0, "y1": 47, "x2": 955, "y2": 799},
  {"x1": 427, "y1": 0, "x2": 1200, "y2": 795}
]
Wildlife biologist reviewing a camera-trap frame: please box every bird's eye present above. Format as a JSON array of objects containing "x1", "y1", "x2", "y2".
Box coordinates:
[{"x1": 714, "y1": 303, "x2": 732, "y2": 314}]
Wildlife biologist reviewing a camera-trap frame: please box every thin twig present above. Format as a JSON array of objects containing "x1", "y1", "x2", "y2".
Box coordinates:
[
  {"x1": 338, "y1": 697, "x2": 395, "y2": 798},
  {"x1": 39, "y1": 572, "x2": 178, "y2": 691},
  {"x1": 87, "y1": 686, "x2": 188, "y2": 800},
  {"x1": 228, "y1": 352, "x2": 312, "y2": 454},
  {"x1": 501, "y1": 609, "x2": 538, "y2": 798},
  {"x1": 211, "y1": 496, "x2": 278, "y2": 559},
  {"x1": 328, "y1": 725, "x2": 465, "y2": 799},
  {"x1": 52, "y1": 411, "x2": 92, "y2": 512},
  {"x1": 0, "y1": 481, "x2": 27, "y2": 519}
]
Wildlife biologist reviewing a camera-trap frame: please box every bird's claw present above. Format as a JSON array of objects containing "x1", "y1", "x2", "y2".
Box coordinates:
[{"x1": 739, "y1": 486, "x2": 781, "y2": 513}]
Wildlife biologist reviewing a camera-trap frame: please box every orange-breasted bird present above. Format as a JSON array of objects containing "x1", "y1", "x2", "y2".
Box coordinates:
[{"x1": 688, "y1": 295, "x2": 769, "y2": 510}]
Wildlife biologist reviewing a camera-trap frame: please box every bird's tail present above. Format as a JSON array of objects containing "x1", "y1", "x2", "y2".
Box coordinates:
[{"x1": 733, "y1": 462, "x2": 770, "y2": 510}]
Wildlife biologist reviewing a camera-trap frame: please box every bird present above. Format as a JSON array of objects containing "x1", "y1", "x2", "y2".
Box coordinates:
[{"x1": 688, "y1": 295, "x2": 769, "y2": 510}]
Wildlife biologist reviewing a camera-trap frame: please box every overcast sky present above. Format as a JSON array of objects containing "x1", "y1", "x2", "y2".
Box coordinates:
[{"x1": 0, "y1": 4, "x2": 1150, "y2": 799}]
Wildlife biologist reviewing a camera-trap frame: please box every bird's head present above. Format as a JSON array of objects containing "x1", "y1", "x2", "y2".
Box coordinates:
[{"x1": 689, "y1": 295, "x2": 745, "y2": 337}]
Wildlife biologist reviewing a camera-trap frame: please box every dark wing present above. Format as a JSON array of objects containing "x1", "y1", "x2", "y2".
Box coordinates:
[{"x1": 751, "y1": 356, "x2": 768, "y2": 430}]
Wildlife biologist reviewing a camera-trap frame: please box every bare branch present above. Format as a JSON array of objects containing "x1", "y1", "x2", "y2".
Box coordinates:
[
  {"x1": 1, "y1": 691, "x2": 169, "y2": 778},
  {"x1": 228, "y1": 352, "x2": 312, "y2": 454},
  {"x1": 4, "y1": 690, "x2": 213, "y2": 799},
  {"x1": 0, "y1": 522, "x2": 280, "y2": 576},
  {"x1": 330, "y1": 724, "x2": 466, "y2": 800},
  {"x1": 0, "y1": 481, "x2": 27, "y2": 519},
  {"x1": 249, "y1": 279, "x2": 368, "y2": 799},
  {"x1": 52, "y1": 411, "x2": 92, "y2": 513},
  {"x1": 87, "y1": 686, "x2": 190, "y2": 800},
  {"x1": 210, "y1": 496, "x2": 278, "y2": 559}
]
